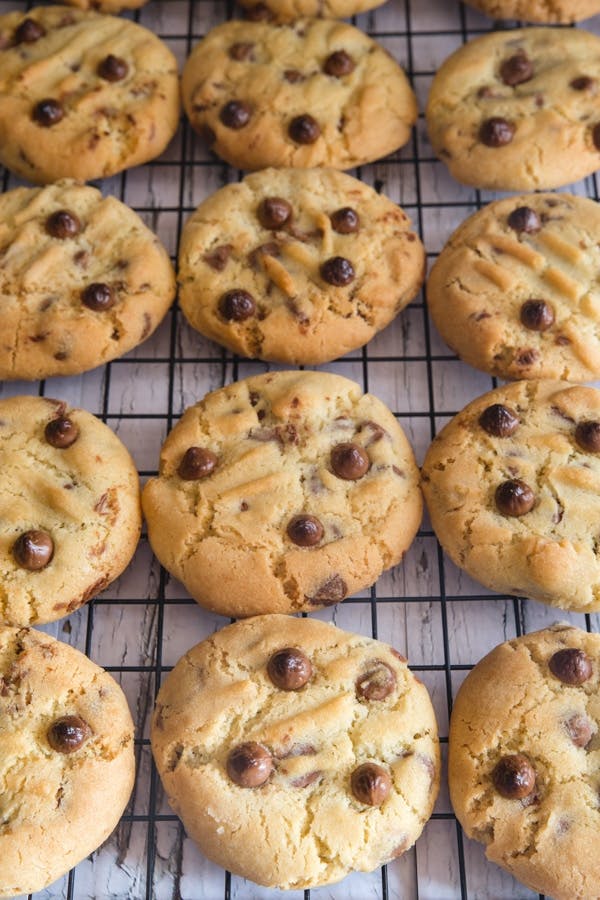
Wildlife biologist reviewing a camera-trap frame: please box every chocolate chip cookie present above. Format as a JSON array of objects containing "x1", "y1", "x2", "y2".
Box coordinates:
[
  {"x1": 152, "y1": 614, "x2": 439, "y2": 890},
  {"x1": 449, "y1": 623, "x2": 600, "y2": 900},
  {"x1": 0, "y1": 625, "x2": 135, "y2": 897},
  {"x1": 181, "y1": 18, "x2": 417, "y2": 171},
  {"x1": 0, "y1": 179, "x2": 175, "y2": 380},
  {"x1": 463, "y1": 0, "x2": 600, "y2": 21},
  {"x1": 178, "y1": 168, "x2": 425, "y2": 364},
  {"x1": 427, "y1": 193, "x2": 600, "y2": 382},
  {"x1": 426, "y1": 28, "x2": 600, "y2": 190},
  {"x1": 422, "y1": 380, "x2": 600, "y2": 612},
  {"x1": 0, "y1": 6, "x2": 180, "y2": 184},
  {"x1": 142, "y1": 370, "x2": 422, "y2": 617},
  {"x1": 0, "y1": 395, "x2": 141, "y2": 626},
  {"x1": 238, "y1": 0, "x2": 389, "y2": 21}
]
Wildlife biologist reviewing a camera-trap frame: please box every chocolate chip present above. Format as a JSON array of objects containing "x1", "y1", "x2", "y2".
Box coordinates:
[
  {"x1": 267, "y1": 647, "x2": 312, "y2": 690},
  {"x1": 351, "y1": 762, "x2": 392, "y2": 806},
  {"x1": 308, "y1": 574, "x2": 347, "y2": 606},
  {"x1": 330, "y1": 207, "x2": 360, "y2": 234},
  {"x1": 571, "y1": 76, "x2": 596, "y2": 91},
  {"x1": 479, "y1": 404, "x2": 519, "y2": 437},
  {"x1": 258, "y1": 197, "x2": 292, "y2": 230},
  {"x1": 219, "y1": 100, "x2": 252, "y2": 129},
  {"x1": 575, "y1": 421, "x2": 600, "y2": 453},
  {"x1": 507, "y1": 206, "x2": 541, "y2": 234},
  {"x1": 330, "y1": 442, "x2": 370, "y2": 480},
  {"x1": 45, "y1": 416, "x2": 79, "y2": 449},
  {"x1": 203, "y1": 244, "x2": 232, "y2": 271},
  {"x1": 479, "y1": 117, "x2": 514, "y2": 147},
  {"x1": 47, "y1": 715, "x2": 90, "y2": 753},
  {"x1": 13, "y1": 530, "x2": 54, "y2": 570},
  {"x1": 287, "y1": 515, "x2": 324, "y2": 547},
  {"x1": 178, "y1": 447, "x2": 218, "y2": 480},
  {"x1": 45, "y1": 210, "x2": 81, "y2": 240},
  {"x1": 284, "y1": 69, "x2": 305, "y2": 83},
  {"x1": 244, "y1": 2, "x2": 274, "y2": 20},
  {"x1": 520, "y1": 299, "x2": 554, "y2": 331},
  {"x1": 566, "y1": 713, "x2": 593, "y2": 748},
  {"x1": 288, "y1": 114, "x2": 320, "y2": 144},
  {"x1": 495, "y1": 479, "x2": 535, "y2": 517},
  {"x1": 227, "y1": 742, "x2": 273, "y2": 787},
  {"x1": 549, "y1": 648, "x2": 592, "y2": 684},
  {"x1": 499, "y1": 52, "x2": 534, "y2": 87},
  {"x1": 218, "y1": 289, "x2": 256, "y2": 321},
  {"x1": 228, "y1": 42, "x2": 254, "y2": 61},
  {"x1": 492, "y1": 753, "x2": 536, "y2": 799},
  {"x1": 320, "y1": 257, "x2": 355, "y2": 286},
  {"x1": 81, "y1": 283, "x2": 114, "y2": 311},
  {"x1": 323, "y1": 50, "x2": 355, "y2": 78},
  {"x1": 593, "y1": 123, "x2": 600, "y2": 151},
  {"x1": 356, "y1": 661, "x2": 396, "y2": 701},
  {"x1": 33, "y1": 99, "x2": 64, "y2": 127},
  {"x1": 15, "y1": 17, "x2": 46, "y2": 44},
  {"x1": 97, "y1": 54, "x2": 129, "y2": 82}
]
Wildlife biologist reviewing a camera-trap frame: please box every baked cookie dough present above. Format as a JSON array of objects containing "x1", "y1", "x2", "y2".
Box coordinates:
[
  {"x1": 449, "y1": 623, "x2": 600, "y2": 900},
  {"x1": 142, "y1": 370, "x2": 422, "y2": 617},
  {"x1": 152, "y1": 614, "x2": 440, "y2": 890},
  {"x1": 463, "y1": 0, "x2": 600, "y2": 22},
  {"x1": 64, "y1": 0, "x2": 148, "y2": 12},
  {"x1": 0, "y1": 6, "x2": 180, "y2": 184},
  {"x1": 181, "y1": 18, "x2": 417, "y2": 171},
  {"x1": 427, "y1": 193, "x2": 600, "y2": 382},
  {"x1": 0, "y1": 395, "x2": 141, "y2": 626},
  {"x1": 422, "y1": 380, "x2": 600, "y2": 612},
  {"x1": 0, "y1": 179, "x2": 175, "y2": 380},
  {"x1": 238, "y1": 0, "x2": 389, "y2": 21},
  {"x1": 426, "y1": 28, "x2": 600, "y2": 191},
  {"x1": 178, "y1": 168, "x2": 425, "y2": 365},
  {"x1": 0, "y1": 625, "x2": 135, "y2": 898}
]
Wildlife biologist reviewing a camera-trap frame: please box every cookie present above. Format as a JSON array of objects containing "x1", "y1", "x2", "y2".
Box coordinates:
[
  {"x1": 421, "y1": 380, "x2": 600, "y2": 613},
  {"x1": 142, "y1": 370, "x2": 422, "y2": 617},
  {"x1": 449, "y1": 623, "x2": 600, "y2": 900},
  {"x1": 0, "y1": 395, "x2": 141, "y2": 626},
  {"x1": 178, "y1": 168, "x2": 425, "y2": 365},
  {"x1": 426, "y1": 28, "x2": 600, "y2": 191},
  {"x1": 238, "y1": 0, "x2": 389, "y2": 22},
  {"x1": 63, "y1": 0, "x2": 148, "y2": 12},
  {"x1": 0, "y1": 625, "x2": 135, "y2": 897},
  {"x1": 427, "y1": 193, "x2": 600, "y2": 382},
  {"x1": 0, "y1": 6, "x2": 180, "y2": 184},
  {"x1": 0, "y1": 179, "x2": 175, "y2": 380},
  {"x1": 181, "y1": 18, "x2": 417, "y2": 171},
  {"x1": 463, "y1": 0, "x2": 600, "y2": 22},
  {"x1": 152, "y1": 614, "x2": 440, "y2": 890}
]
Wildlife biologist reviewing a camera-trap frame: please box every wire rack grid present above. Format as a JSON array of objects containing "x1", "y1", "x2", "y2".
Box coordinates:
[{"x1": 1, "y1": 0, "x2": 599, "y2": 897}]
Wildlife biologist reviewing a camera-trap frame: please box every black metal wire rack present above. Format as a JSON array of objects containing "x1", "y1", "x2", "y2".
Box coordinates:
[{"x1": 1, "y1": 0, "x2": 599, "y2": 897}]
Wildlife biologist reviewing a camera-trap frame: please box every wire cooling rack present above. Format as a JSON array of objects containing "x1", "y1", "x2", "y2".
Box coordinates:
[{"x1": 2, "y1": 0, "x2": 600, "y2": 897}]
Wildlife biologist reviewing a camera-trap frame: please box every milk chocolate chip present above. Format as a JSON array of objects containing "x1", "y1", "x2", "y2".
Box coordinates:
[
  {"x1": 330, "y1": 442, "x2": 369, "y2": 480},
  {"x1": 81, "y1": 283, "x2": 114, "y2": 311},
  {"x1": 220, "y1": 100, "x2": 252, "y2": 129},
  {"x1": 227, "y1": 742, "x2": 273, "y2": 787},
  {"x1": 499, "y1": 52, "x2": 534, "y2": 87},
  {"x1": 492, "y1": 753, "x2": 536, "y2": 799},
  {"x1": 13, "y1": 530, "x2": 54, "y2": 570},
  {"x1": 507, "y1": 206, "x2": 541, "y2": 234},
  {"x1": 178, "y1": 447, "x2": 218, "y2": 480},
  {"x1": 287, "y1": 515, "x2": 324, "y2": 547},
  {"x1": 45, "y1": 210, "x2": 81, "y2": 240},
  {"x1": 479, "y1": 117, "x2": 514, "y2": 147},
  {"x1": 351, "y1": 762, "x2": 392, "y2": 806},
  {"x1": 356, "y1": 661, "x2": 396, "y2": 700},
  {"x1": 520, "y1": 299, "x2": 554, "y2": 332},
  {"x1": 47, "y1": 715, "x2": 91, "y2": 753},
  {"x1": 575, "y1": 421, "x2": 600, "y2": 453},
  {"x1": 288, "y1": 114, "x2": 320, "y2": 144},
  {"x1": 479, "y1": 404, "x2": 519, "y2": 437},
  {"x1": 258, "y1": 197, "x2": 292, "y2": 230},
  {"x1": 571, "y1": 76, "x2": 596, "y2": 91},
  {"x1": 267, "y1": 647, "x2": 312, "y2": 690},
  {"x1": 219, "y1": 290, "x2": 256, "y2": 321},
  {"x1": 495, "y1": 479, "x2": 535, "y2": 516},
  {"x1": 229, "y1": 42, "x2": 254, "y2": 61},
  {"x1": 330, "y1": 207, "x2": 360, "y2": 234},
  {"x1": 15, "y1": 17, "x2": 46, "y2": 44},
  {"x1": 320, "y1": 257, "x2": 355, "y2": 286},
  {"x1": 549, "y1": 648, "x2": 592, "y2": 684},
  {"x1": 97, "y1": 54, "x2": 129, "y2": 82},
  {"x1": 45, "y1": 416, "x2": 79, "y2": 449},
  {"x1": 33, "y1": 99, "x2": 64, "y2": 127},
  {"x1": 323, "y1": 50, "x2": 355, "y2": 77},
  {"x1": 565, "y1": 714, "x2": 593, "y2": 748}
]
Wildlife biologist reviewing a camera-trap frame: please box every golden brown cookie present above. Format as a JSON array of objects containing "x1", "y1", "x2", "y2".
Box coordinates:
[
  {"x1": 238, "y1": 0, "x2": 389, "y2": 22},
  {"x1": 463, "y1": 0, "x2": 600, "y2": 21}
]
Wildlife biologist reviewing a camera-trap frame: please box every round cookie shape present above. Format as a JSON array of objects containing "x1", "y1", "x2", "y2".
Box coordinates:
[
  {"x1": 426, "y1": 28, "x2": 600, "y2": 191},
  {"x1": 142, "y1": 370, "x2": 422, "y2": 617},
  {"x1": 421, "y1": 380, "x2": 600, "y2": 612},
  {"x1": 0, "y1": 395, "x2": 141, "y2": 626},
  {"x1": 178, "y1": 168, "x2": 425, "y2": 365},
  {"x1": 238, "y1": 0, "x2": 389, "y2": 22},
  {"x1": 0, "y1": 625, "x2": 135, "y2": 897},
  {"x1": 449, "y1": 624, "x2": 600, "y2": 900},
  {"x1": 0, "y1": 6, "x2": 180, "y2": 184},
  {"x1": 181, "y1": 18, "x2": 417, "y2": 171},
  {"x1": 427, "y1": 193, "x2": 600, "y2": 382},
  {"x1": 0, "y1": 180, "x2": 175, "y2": 380},
  {"x1": 462, "y1": 0, "x2": 600, "y2": 22},
  {"x1": 151, "y1": 614, "x2": 440, "y2": 890}
]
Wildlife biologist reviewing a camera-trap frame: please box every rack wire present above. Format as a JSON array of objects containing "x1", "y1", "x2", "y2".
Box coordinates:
[{"x1": 1, "y1": 0, "x2": 599, "y2": 896}]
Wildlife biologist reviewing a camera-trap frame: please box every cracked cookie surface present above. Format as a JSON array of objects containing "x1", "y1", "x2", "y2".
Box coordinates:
[
  {"x1": 142, "y1": 370, "x2": 422, "y2": 617},
  {"x1": 426, "y1": 28, "x2": 600, "y2": 190},
  {"x1": 0, "y1": 179, "x2": 175, "y2": 380},
  {"x1": 181, "y1": 18, "x2": 417, "y2": 170},
  {"x1": 427, "y1": 193, "x2": 600, "y2": 382},
  {"x1": 449, "y1": 624, "x2": 600, "y2": 900},
  {"x1": 0, "y1": 395, "x2": 141, "y2": 626},
  {"x1": 178, "y1": 168, "x2": 425, "y2": 365},
  {"x1": 151, "y1": 614, "x2": 439, "y2": 890},
  {"x1": 422, "y1": 380, "x2": 600, "y2": 612},
  {"x1": 0, "y1": 6, "x2": 180, "y2": 184},
  {"x1": 463, "y1": 0, "x2": 600, "y2": 21},
  {"x1": 0, "y1": 625, "x2": 135, "y2": 898}
]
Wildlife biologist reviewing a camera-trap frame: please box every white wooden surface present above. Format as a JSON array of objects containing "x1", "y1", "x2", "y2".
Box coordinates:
[{"x1": 1, "y1": 0, "x2": 599, "y2": 897}]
